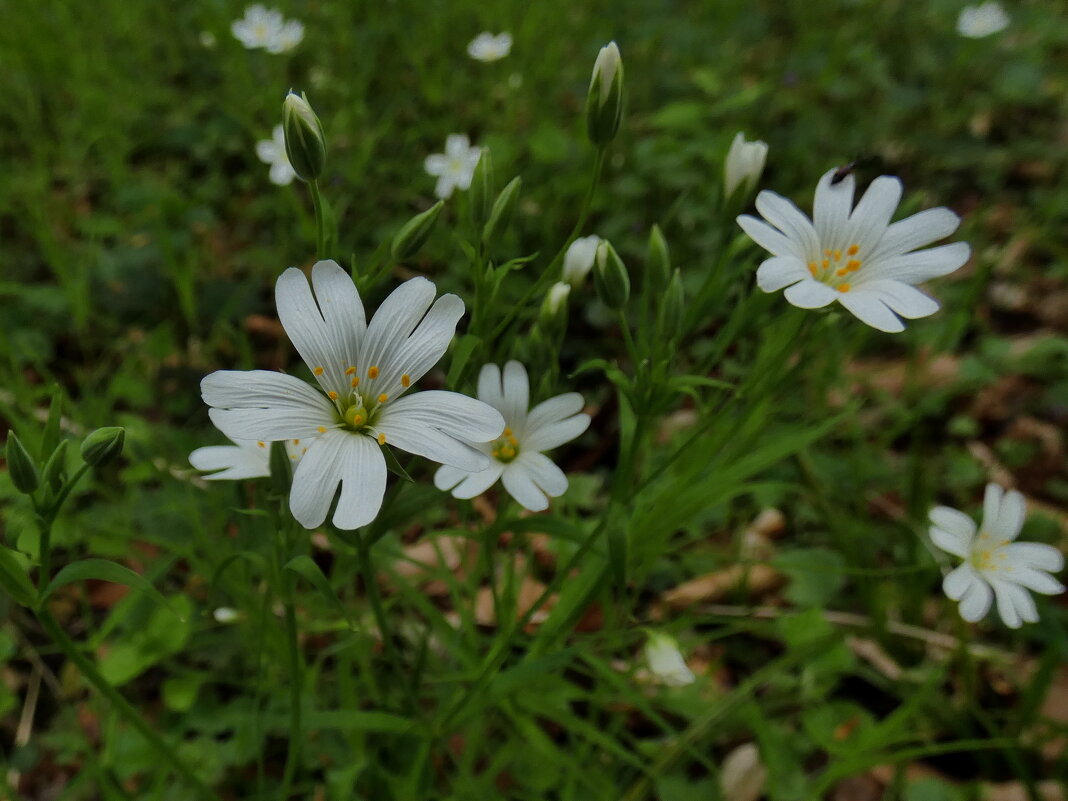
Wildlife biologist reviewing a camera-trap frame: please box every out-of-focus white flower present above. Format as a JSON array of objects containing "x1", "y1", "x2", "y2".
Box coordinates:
[
  {"x1": 201, "y1": 261, "x2": 504, "y2": 530},
  {"x1": 737, "y1": 170, "x2": 971, "y2": 332},
  {"x1": 544, "y1": 282, "x2": 571, "y2": 316},
  {"x1": 434, "y1": 361, "x2": 589, "y2": 512},
  {"x1": 643, "y1": 631, "x2": 695, "y2": 687},
  {"x1": 256, "y1": 125, "x2": 297, "y2": 186},
  {"x1": 213, "y1": 607, "x2": 241, "y2": 624},
  {"x1": 231, "y1": 5, "x2": 284, "y2": 50},
  {"x1": 424, "y1": 134, "x2": 482, "y2": 199},
  {"x1": 930, "y1": 483, "x2": 1065, "y2": 628},
  {"x1": 562, "y1": 235, "x2": 601, "y2": 287},
  {"x1": 267, "y1": 19, "x2": 304, "y2": 53},
  {"x1": 189, "y1": 434, "x2": 309, "y2": 480},
  {"x1": 957, "y1": 2, "x2": 1010, "y2": 37},
  {"x1": 467, "y1": 32, "x2": 512, "y2": 62},
  {"x1": 724, "y1": 132, "x2": 768, "y2": 200}
]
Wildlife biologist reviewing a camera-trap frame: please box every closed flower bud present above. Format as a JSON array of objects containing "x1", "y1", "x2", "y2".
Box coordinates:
[
  {"x1": 723, "y1": 132, "x2": 768, "y2": 201},
  {"x1": 469, "y1": 148, "x2": 495, "y2": 229},
  {"x1": 481, "y1": 176, "x2": 522, "y2": 247},
  {"x1": 282, "y1": 91, "x2": 326, "y2": 182},
  {"x1": 391, "y1": 201, "x2": 445, "y2": 262},
  {"x1": 562, "y1": 235, "x2": 600, "y2": 287},
  {"x1": 646, "y1": 225, "x2": 671, "y2": 293},
  {"x1": 644, "y1": 631, "x2": 696, "y2": 687},
  {"x1": 41, "y1": 439, "x2": 69, "y2": 494},
  {"x1": 586, "y1": 41, "x2": 624, "y2": 148},
  {"x1": 658, "y1": 269, "x2": 685, "y2": 342},
  {"x1": 541, "y1": 282, "x2": 571, "y2": 323},
  {"x1": 80, "y1": 427, "x2": 125, "y2": 467},
  {"x1": 6, "y1": 431, "x2": 39, "y2": 495},
  {"x1": 594, "y1": 240, "x2": 630, "y2": 310}
]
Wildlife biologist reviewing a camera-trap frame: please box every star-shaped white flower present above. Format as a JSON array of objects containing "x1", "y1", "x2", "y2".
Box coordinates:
[
  {"x1": 957, "y1": 2, "x2": 1010, "y2": 38},
  {"x1": 202, "y1": 261, "x2": 505, "y2": 530},
  {"x1": 467, "y1": 32, "x2": 513, "y2": 62},
  {"x1": 424, "y1": 135, "x2": 482, "y2": 199},
  {"x1": 738, "y1": 170, "x2": 971, "y2": 332},
  {"x1": 256, "y1": 125, "x2": 296, "y2": 186},
  {"x1": 434, "y1": 361, "x2": 590, "y2": 512},
  {"x1": 231, "y1": 5, "x2": 284, "y2": 50},
  {"x1": 267, "y1": 19, "x2": 304, "y2": 53},
  {"x1": 189, "y1": 433, "x2": 309, "y2": 480},
  {"x1": 930, "y1": 483, "x2": 1065, "y2": 628}
]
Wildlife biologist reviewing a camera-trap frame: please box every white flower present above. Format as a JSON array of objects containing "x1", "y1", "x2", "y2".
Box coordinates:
[
  {"x1": 643, "y1": 631, "x2": 695, "y2": 687},
  {"x1": 467, "y1": 32, "x2": 512, "y2": 62},
  {"x1": 724, "y1": 132, "x2": 768, "y2": 199},
  {"x1": 434, "y1": 361, "x2": 589, "y2": 512},
  {"x1": 231, "y1": 5, "x2": 284, "y2": 50},
  {"x1": 737, "y1": 170, "x2": 971, "y2": 333},
  {"x1": 957, "y1": 2, "x2": 1010, "y2": 37},
  {"x1": 189, "y1": 433, "x2": 309, "y2": 480},
  {"x1": 544, "y1": 282, "x2": 571, "y2": 316},
  {"x1": 213, "y1": 607, "x2": 241, "y2": 624},
  {"x1": 424, "y1": 135, "x2": 482, "y2": 199},
  {"x1": 201, "y1": 261, "x2": 505, "y2": 530},
  {"x1": 267, "y1": 19, "x2": 304, "y2": 53},
  {"x1": 562, "y1": 235, "x2": 601, "y2": 287},
  {"x1": 256, "y1": 125, "x2": 296, "y2": 186},
  {"x1": 930, "y1": 484, "x2": 1065, "y2": 628}
]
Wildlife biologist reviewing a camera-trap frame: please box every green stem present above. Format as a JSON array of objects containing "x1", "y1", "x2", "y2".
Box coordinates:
[
  {"x1": 36, "y1": 608, "x2": 222, "y2": 800},
  {"x1": 310, "y1": 180, "x2": 327, "y2": 261},
  {"x1": 37, "y1": 461, "x2": 93, "y2": 595},
  {"x1": 278, "y1": 572, "x2": 302, "y2": 801}
]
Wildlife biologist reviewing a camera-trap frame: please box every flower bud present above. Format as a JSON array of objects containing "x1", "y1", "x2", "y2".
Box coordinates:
[
  {"x1": 80, "y1": 427, "x2": 125, "y2": 468},
  {"x1": 282, "y1": 91, "x2": 326, "y2": 182},
  {"x1": 723, "y1": 132, "x2": 768, "y2": 201},
  {"x1": 391, "y1": 201, "x2": 445, "y2": 262},
  {"x1": 481, "y1": 176, "x2": 522, "y2": 247},
  {"x1": 541, "y1": 282, "x2": 571, "y2": 323},
  {"x1": 469, "y1": 148, "x2": 495, "y2": 229},
  {"x1": 593, "y1": 240, "x2": 630, "y2": 311},
  {"x1": 585, "y1": 42, "x2": 624, "y2": 148},
  {"x1": 646, "y1": 225, "x2": 670, "y2": 294},
  {"x1": 644, "y1": 631, "x2": 695, "y2": 687},
  {"x1": 6, "y1": 431, "x2": 39, "y2": 495},
  {"x1": 562, "y1": 235, "x2": 600, "y2": 287},
  {"x1": 657, "y1": 269, "x2": 685, "y2": 342},
  {"x1": 41, "y1": 439, "x2": 69, "y2": 494}
]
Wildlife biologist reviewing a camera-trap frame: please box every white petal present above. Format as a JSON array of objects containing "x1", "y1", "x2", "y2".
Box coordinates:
[
  {"x1": 360, "y1": 277, "x2": 437, "y2": 380},
  {"x1": 501, "y1": 462, "x2": 550, "y2": 511},
  {"x1": 256, "y1": 139, "x2": 279, "y2": 164},
  {"x1": 376, "y1": 294, "x2": 464, "y2": 398},
  {"x1": 737, "y1": 215, "x2": 802, "y2": 259},
  {"x1": 836, "y1": 287, "x2": 906, "y2": 333},
  {"x1": 991, "y1": 488, "x2": 1026, "y2": 542},
  {"x1": 434, "y1": 463, "x2": 468, "y2": 491},
  {"x1": 289, "y1": 432, "x2": 346, "y2": 529},
  {"x1": 943, "y1": 564, "x2": 980, "y2": 601},
  {"x1": 1008, "y1": 567, "x2": 1065, "y2": 596},
  {"x1": 515, "y1": 451, "x2": 568, "y2": 497},
  {"x1": 189, "y1": 443, "x2": 270, "y2": 480},
  {"x1": 379, "y1": 391, "x2": 505, "y2": 443},
  {"x1": 269, "y1": 161, "x2": 295, "y2": 186},
  {"x1": 477, "y1": 363, "x2": 505, "y2": 412},
  {"x1": 501, "y1": 361, "x2": 530, "y2": 429},
  {"x1": 929, "y1": 506, "x2": 976, "y2": 558},
  {"x1": 524, "y1": 413, "x2": 590, "y2": 452},
  {"x1": 982, "y1": 483, "x2": 1003, "y2": 534},
  {"x1": 445, "y1": 134, "x2": 471, "y2": 158},
  {"x1": 526, "y1": 393, "x2": 585, "y2": 434},
  {"x1": 373, "y1": 415, "x2": 491, "y2": 472},
  {"x1": 755, "y1": 191, "x2": 820, "y2": 257},
  {"x1": 813, "y1": 168, "x2": 855, "y2": 248},
  {"x1": 1001, "y1": 542, "x2": 1065, "y2": 573},
  {"x1": 845, "y1": 176, "x2": 902, "y2": 250},
  {"x1": 869, "y1": 207, "x2": 961, "y2": 262},
  {"x1": 434, "y1": 175, "x2": 456, "y2": 199},
  {"x1": 853, "y1": 279, "x2": 940, "y2": 319},
  {"x1": 202, "y1": 371, "x2": 334, "y2": 440},
  {"x1": 782, "y1": 279, "x2": 837, "y2": 309},
  {"x1": 330, "y1": 433, "x2": 388, "y2": 530},
  {"x1": 958, "y1": 574, "x2": 994, "y2": 622},
  {"x1": 438, "y1": 462, "x2": 504, "y2": 500},
  {"x1": 870, "y1": 242, "x2": 971, "y2": 285},
  {"x1": 989, "y1": 578, "x2": 1035, "y2": 628},
  {"x1": 424, "y1": 154, "x2": 448, "y2": 176},
  {"x1": 756, "y1": 257, "x2": 808, "y2": 292}
]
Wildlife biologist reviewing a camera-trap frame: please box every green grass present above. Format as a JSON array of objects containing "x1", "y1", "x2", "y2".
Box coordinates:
[{"x1": 1, "y1": 0, "x2": 1067, "y2": 799}]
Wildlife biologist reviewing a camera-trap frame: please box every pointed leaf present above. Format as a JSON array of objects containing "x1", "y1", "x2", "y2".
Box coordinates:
[
  {"x1": 43, "y1": 559, "x2": 179, "y2": 618},
  {"x1": 285, "y1": 555, "x2": 356, "y2": 630}
]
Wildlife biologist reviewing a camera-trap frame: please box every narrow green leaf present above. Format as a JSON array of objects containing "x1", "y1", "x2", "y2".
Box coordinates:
[
  {"x1": 382, "y1": 446, "x2": 414, "y2": 483},
  {"x1": 285, "y1": 555, "x2": 356, "y2": 630},
  {"x1": 0, "y1": 545, "x2": 36, "y2": 607},
  {"x1": 42, "y1": 558, "x2": 179, "y2": 618}
]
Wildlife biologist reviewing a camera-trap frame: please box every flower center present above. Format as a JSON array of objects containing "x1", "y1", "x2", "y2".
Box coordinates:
[
  {"x1": 970, "y1": 532, "x2": 1012, "y2": 573},
  {"x1": 491, "y1": 428, "x2": 520, "y2": 463},
  {"x1": 808, "y1": 243, "x2": 862, "y2": 293}
]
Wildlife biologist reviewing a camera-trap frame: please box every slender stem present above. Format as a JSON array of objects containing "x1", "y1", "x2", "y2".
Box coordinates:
[
  {"x1": 278, "y1": 571, "x2": 302, "y2": 801},
  {"x1": 310, "y1": 180, "x2": 327, "y2": 261},
  {"x1": 35, "y1": 608, "x2": 222, "y2": 800},
  {"x1": 37, "y1": 461, "x2": 93, "y2": 595}
]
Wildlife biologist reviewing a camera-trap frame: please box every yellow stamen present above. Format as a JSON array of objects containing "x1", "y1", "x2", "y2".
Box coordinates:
[
  {"x1": 836, "y1": 268, "x2": 848, "y2": 277},
  {"x1": 401, "y1": 374, "x2": 410, "y2": 387},
  {"x1": 822, "y1": 259, "x2": 830, "y2": 270},
  {"x1": 314, "y1": 366, "x2": 324, "y2": 376},
  {"x1": 492, "y1": 449, "x2": 500, "y2": 459},
  {"x1": 317, "y1": 426, "x2": 327, "y2": 433},
  {"x1": 808, "y1": 262, "x2": 818, "y2": 276},
  {"x1": 351, "y1": 376, "x2": 360, "y2": 387},
  {"x1": 503, "y1": 427, "x2": 512, "y2": 437},
  {"x1": 293, "y1": 439, "x2": 300, "y2": 445},
  {"x1": 508, "y1": 436, "x2": 518, "y2": 446},
  {"x1": 377, "y1": 433, "x2": 387, "y2": 445},
  {"x1": 823, "y1": 249, "x2": 832, "y2": 257},
  {"x1": 328, "y1": 391, "x2": 339, "y2": 400},
  {"x1": 846, "y1": 259, "x2": 861, "y2": 272},
  {"x1": 368, "y1": 366, "x2": 379, "y2": 379},
  {"x1": 837, "y1": 283, "x2": 851, "y2": 293},
  {"x1": 377, "y1": 393, "x2": 388, "y2": 404},
  {"x1": 847, "y1": 244, "x2": 859, "y2": 256},
  {"x1": 833, "y1": 249, "x2": 841, "y2": 261},
  {"x1": 345, "y1": 366, "x2": 356, "y2": 375},
  {"x1": 351, "y1": 414, "x2": 364, "y2": 425},
  {"x1": 257, "y1": 441, "x2": 266, "y2": 448}
]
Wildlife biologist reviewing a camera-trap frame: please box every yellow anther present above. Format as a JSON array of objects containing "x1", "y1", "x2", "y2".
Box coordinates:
[
  {"x1": 833, "y1": 250, "x2": 841, "y2": 261},
  {"x1": 503, "y1": 427, "x2": 513, "y2": 436},
  {"x1": 846, "y1": 259, "x2": 861, "y2": 272},
  {"x1": 837, "y1": 283, "x2": 851, "y2": 293},
  {"x1": 401, "y1": 374, "x2": 411, "y2": 387},
  {"x1": 836, "y1": 268, "x2": 848, "y2": 277},
  {"x1": 508, "y1": 436, "x2": 518, "y2": 446},
  {"x1": 808, "y1": 262, "x2": 818, "y2": 276},
  {"x1": 847, "y1": 244, "x2": 859, "y2": 256},
  {"x1": 328, "y1": 391, "x2": 339, "y2": 400},
  {"x1": 351, "y1": 414, "x2": 364, "y2": 425},
  {"x1": 501, "y1": 447, "x2": 516, "y2": 459},
  {"x1": 351, "y1": 376, "x2": 360, "y2": 387},
  {"x1": 822, "y1": 259, "x2": 830, "y2": 270},
  {"x1": 290, "y1": 454, "x2": 296, "y2": 459},
  {"x1": 317, "y1": 426, "x2": 327, "y2": 433},
  {"x1": 823, "y1": 249, "x2": 832, "y2": 257},
  {"x1": 293, "y1": 439, "x2": 300, "y2": 445},
  {"x1": 368, "y1": 366, "x2": 379, "y2": 379},
  {"x1": 302, "y1": 446, "x2": 308, "y2": 454},
  {"x1": 345, "y1": 366, "x2": 356, "y2": 375},
  {"x1": 377, "y1": 393, "x2": 388, "y2": 404},
  {"x1": 314, "y1": 366, "x2": 324, "y2": 376},
  {"x1": 492, "y1": 449, "x2": 500, "y2": 459},
  {"x1": 257, "y1": 441, "x2": 266, "y2": 448},
  {"x1": 377, "y1": 433, "x2": 387, "y2": 445}
]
